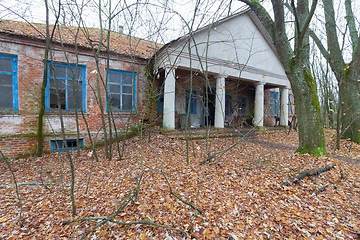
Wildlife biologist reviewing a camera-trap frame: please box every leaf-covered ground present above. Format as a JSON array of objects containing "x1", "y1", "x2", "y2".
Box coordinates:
[{"x1": 1, "y1": 128, "x2": 360, "y2": 239}]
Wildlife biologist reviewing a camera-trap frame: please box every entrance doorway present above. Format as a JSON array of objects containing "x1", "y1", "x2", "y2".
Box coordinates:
[{"x1": 203, "y1": 87, "x2": 216, "y2": 126}]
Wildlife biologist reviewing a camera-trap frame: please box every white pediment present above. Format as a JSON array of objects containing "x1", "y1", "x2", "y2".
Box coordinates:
[{"x1": 156, "y1": 10, "x2": 290, "y2": 87}]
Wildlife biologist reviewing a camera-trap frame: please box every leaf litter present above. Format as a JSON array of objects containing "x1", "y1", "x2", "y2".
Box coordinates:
[{"x1": 0, "y1": 128, "x2": 360, "y2": 239}]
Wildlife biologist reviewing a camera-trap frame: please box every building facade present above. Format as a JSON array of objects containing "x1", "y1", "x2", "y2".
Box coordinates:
[
  {"x1": 0, "y1": 20, "x2": 158, "y2": 157},
  {"x1": 154, "y1": 10, "x2": 292, "y2": 130},
  {"x1": 0, "y1": 10, "x2": 293, "y2": 158}
]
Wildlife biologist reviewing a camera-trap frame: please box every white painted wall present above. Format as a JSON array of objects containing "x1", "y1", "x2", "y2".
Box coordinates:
[{"x1": 157, "y1": 11, "x2": 290, "y2": 88}]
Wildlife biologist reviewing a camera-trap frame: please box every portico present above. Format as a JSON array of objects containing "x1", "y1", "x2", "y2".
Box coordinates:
[{"x1": 154, "y1": 9, "x2": 291, "y2": 130}]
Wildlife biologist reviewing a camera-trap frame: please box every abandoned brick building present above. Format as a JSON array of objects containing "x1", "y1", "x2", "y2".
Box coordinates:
[{"x1": 0, "y1": 9, "x2": 293, "y2": 157}]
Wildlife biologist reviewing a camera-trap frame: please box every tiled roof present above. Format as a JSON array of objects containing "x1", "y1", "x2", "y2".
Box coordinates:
[{"x1": 0, "y1": 19, "x2": 161, "y2": 59}]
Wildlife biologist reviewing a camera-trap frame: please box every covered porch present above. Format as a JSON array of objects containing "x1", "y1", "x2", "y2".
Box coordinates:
[{"x1": 157, "y1": 66, "x2": 290, "y2": 130}]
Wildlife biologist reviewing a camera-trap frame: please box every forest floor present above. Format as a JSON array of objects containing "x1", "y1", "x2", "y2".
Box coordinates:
[{"x1": 1, "y1": 128, "x2": 360, "y2": 239}]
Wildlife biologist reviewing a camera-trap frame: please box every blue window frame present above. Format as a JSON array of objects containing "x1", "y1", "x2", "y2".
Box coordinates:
[
  {"x1": 238, "y1": 96, "x2": 247, "y2": 117},
  {"x1": 51, "y1": 138, "x2": 83, "y2": 152},
  {"x1": 288, "y1": 94, "x2": 292, "y2": 116},
  {"x1": 0, "y1": 54, "x2": 18, "y2": 111},
  {"x1": 45, "y1": 63, "x2": 86, "y2": 111},
  {"x1": 107, "y1": 70, "x2": 136, "y2": 112},
  {"x1": 269, "y1": 92, "x2": 278, "y2": 116},
  {"x1": 185, "y1": 90, "x2": 197, "y2": 114},
  {"x1": 225, "y1": 94, "x2": 231, "y2": 116},
  {"x1": 158, "y1": 88, "x2": 164, "y2": 114}
]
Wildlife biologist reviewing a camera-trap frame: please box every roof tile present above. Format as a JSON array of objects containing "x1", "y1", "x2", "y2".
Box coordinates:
[{"x1": 0, "y1": 19, "x2": 161, "y2": 59}]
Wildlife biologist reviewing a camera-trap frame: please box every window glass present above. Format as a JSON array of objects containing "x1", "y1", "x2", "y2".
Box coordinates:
[
  {"x1": 107, "y1": 70, "x2": 136, "y2": 112},
  {"x1": 108, "y1": 72, "x2": 121, "y2": 83},
  {"x1": 269, "y1": 92, "x2": 278, "y2": 116},
  {"x1": 109, "y1": 93, "x2": 121, "y2": 111},
  {"x1": 185, "y1": 90, "x2": 197, "y2": 114},
  {"x1": 50, "y1": 65, "x2": 66, "y2": 78},
  {"x1": 109, "y1": 84, "x2": 120, "y2": 93},
  {"x1": 0, "y1": 58, "x2": 12, "y2": 72},
  {"x1": 47, "y1": 63, "x2": 85, "y2": 111},
  {"x1": 68, "y1": 66, "x2": 82, "y2": 79},
  {"x1": 0, "y1": 74, "x2": 12, "y2": 86},
  {"x1": 122, "y1": 85, "x2": 132, "y2": 94},
  {"x1": 0, "y1": 55, "x2": 17, "y2": 111},
  {"x1": 51, "y1": 139, "x2": 83, "y2": 152},
  {"x1": 0, "y1": 86, "x2": 13, "y2": 108},
  {"x1": 122, "y1": 95, "x2": 133, "y2": 111},
  {"x1": 123, "y1": 74, "x2": 133, "y2": 84},
  {"x1": 67, "y1": 81, "x2": 83, "y2": 110},
  {"x1": 158, "y1": 88, "x2": 164, "y2": 114},
  {"x1": 225, "y1": 95, "x2": 231, "y2": 116}
]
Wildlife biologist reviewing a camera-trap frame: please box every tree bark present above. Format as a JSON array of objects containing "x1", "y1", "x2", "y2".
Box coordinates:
[
  {"x1": 240, "y1": 0, "x2": 326, "y2": 156},
  {"x1": 322, "y1": 0, "x2": 360, "y2": 143},
  {"x1": 281, "y1": 165, "x2": 335, "y2": 187}
]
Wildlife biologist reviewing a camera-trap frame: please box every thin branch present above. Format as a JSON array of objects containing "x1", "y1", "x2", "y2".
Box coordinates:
[
  {"x1": 161, "y1": 170, "x2": 203, "y2": 214},
  {"x1": 344, "y1": 0, "x2": 358, "y2": 54},
  {"x1": 63, "y1": 217, "x2": 189, "y2": 237},
  {"x1": 291, "y1": 0, "x2": 301, "y2": 35},
  {"x1": 0, "y1": 182, "x2": 55, "y2": 188},
  {"x1": 0, "y1": 150, "x2": 23, "y2": 226}
]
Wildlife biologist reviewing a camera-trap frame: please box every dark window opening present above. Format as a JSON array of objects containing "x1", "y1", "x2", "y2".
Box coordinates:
[{"x1": 51, "y1": 139, "x2": 83, "y2": 152}]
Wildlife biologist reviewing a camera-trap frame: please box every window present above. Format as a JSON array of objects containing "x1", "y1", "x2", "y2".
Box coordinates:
[
  {"x1": 288, "y1": 94, "x2": 292, "y2": 116},
  {"x1": 0, "y1": 54, "x2": 18, "y2": 111},
  {"x1": 185, "y1": 90, "x2": 197, "y2": 114},
  {"x1": 158, "y1": 88, "x2": 164, "y2": 114},
  {"x1": 269, "y1": 92, "x2": 278, "y2": 116},
  {"x1": 46, "y1": 63, "x2": 86, "y2": 111},
  {"x1": 107, "y1": 70, "x2": 136, "y2": 111},
  {"x1": 51, "y1": 139, "x2": 83, "y2": 152},
  {"x1": 238, "y1": 96, "x2": 247, "y2": 117},
  {"x1": 225, "y1": 95, "x2": 232, "y2": 116}
]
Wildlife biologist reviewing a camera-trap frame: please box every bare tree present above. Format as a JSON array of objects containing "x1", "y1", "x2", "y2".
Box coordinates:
[{"x1": 239, "y1": 0, "x2": 326, "y2": 156}]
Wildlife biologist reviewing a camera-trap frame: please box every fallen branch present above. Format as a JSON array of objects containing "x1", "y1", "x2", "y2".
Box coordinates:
[
  {"x1": 200, "y1": 126, "x2": 256, "y2": 165},
  {"x1": 281, "y1": 165, "x2": 336, "y2": 188},
  {"x1": 63, "y1": 217, "x2": 188, "y2": 237},
  {"x1": 0, "y1": 150, "x2": 23, "y2": 226},
  {"x1": 161, "y1": 170, "x2": 203, "y2": 214},
  {"x1": 311, "y1": 184, "x2": 330, "y2": 194},
  {"x1": 0, "y1": 182, "x2": 55, "y2": 188}
]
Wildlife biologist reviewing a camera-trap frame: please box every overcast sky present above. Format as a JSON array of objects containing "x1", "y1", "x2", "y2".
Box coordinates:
[
  {"x1": 0, "y1": 0, "x2": 357, "y2": 54},
  {"x1": 0, "y1": 0, "x2": 254, "y2": 42}
]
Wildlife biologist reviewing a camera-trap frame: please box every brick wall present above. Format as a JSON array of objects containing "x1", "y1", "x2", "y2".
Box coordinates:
[{"x1": 0, "y1": 35, "x2": 150, "y2": 158}]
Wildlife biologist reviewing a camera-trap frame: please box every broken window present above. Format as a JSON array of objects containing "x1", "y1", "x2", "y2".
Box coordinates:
[
  {"x1": 107, "y1": 70, "x2": 135, "y2": 112},
  {"x1": 47, "y1": 63, "x2": 86, "y2": 111},
  {"x1": 0, "y1": 54, "x2": 18, "y2": 111},
  {"x1": 51, "y1": 138, "x2": 83, "y2": 152}
]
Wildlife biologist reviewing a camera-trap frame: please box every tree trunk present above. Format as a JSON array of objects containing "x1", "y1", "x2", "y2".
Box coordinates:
[
  {"x1": 342, "y1": 63, "x2": 360, "y2": 142},
  {"x1": 240, "y1": 0, "x2": 326, "y2": 156},
  {"x1": 289, "y1": 65, "x2": 326, "y2": 156},
  {"x1": 322, "y1": 0, "x2": 360, "y2": 143}
]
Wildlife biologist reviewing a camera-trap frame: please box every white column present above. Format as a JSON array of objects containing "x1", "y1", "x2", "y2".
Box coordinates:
[
  {"x1": 254, "y1": 82, "x2": 264, "y2": 127},
  {"x1": 280, "y1": 87, "x2": 289, "y2": 126},
  {"x1": 214, "y1": 75, "x2": 226, "y2": 128},
  {"x1": 163, "y1": 67, "x2": 176, "y2": 130}
]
